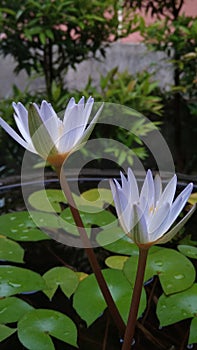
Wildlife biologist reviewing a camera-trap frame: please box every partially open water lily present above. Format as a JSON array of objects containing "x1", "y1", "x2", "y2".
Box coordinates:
[
  {"x1": 0, "y1": 96, "x2": 102, "y2": 167},
  {"x1": 110, "y1": 168, "x2": 195, "y2": 248}
]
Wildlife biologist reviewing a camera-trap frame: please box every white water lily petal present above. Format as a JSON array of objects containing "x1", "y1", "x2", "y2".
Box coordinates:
[
  {"x1": 12, "y1": 102, "x2": 29, "y2": 134},
  {"x1": 157, "y1": 204, "x2": 196, "y2": 244},
  {"x1": 75, "y1": 103, "x2": 103, "y2": 147},
  {"x1": 0, "y1": 96, "x2": 100, "y2": 166},
  {"x1": 110, "y1": 179, "x2": 129, "y2": 233},
  {"x1": 157, "y1": 174, "x2": 177, "y2": 208},
  {"x1": 140, "y1": 170, "x2": 154, "y2": 220},
  {"x1": 110, "y1": 168, "x2": 195, "y2": 248},
  {"x1": 132, "y1": 204, "x2": 149, "y2": 244},
  {"x1": 154, "y1": 173, "x2": 162, "y2": 205},
  {"x1": 38, "y1": 101, "x2": 60, "y2": 141},
  {"x1": 13, "y1": 114, "x2": 32, "y2": 144},
  {"x1": 157, "y1": 182, "x2": 193, "y2": 237},
  {"x1": 128, "y1": 168, "x2": 139, "y2": 203},
  {"x1": 148, "y1": 201, "x2": 171, "y2": 234},
  {"x1": 0, "y1": 117, "x2": 36, "y2": 153}
]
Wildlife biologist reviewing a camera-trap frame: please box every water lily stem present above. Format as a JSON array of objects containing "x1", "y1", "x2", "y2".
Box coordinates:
[
  {"x1": 55, "y1": 166, "x2": 126, "y2": 336},
  {"x1": 122, "y1": 247, "x2": 149, "y2": 350}
]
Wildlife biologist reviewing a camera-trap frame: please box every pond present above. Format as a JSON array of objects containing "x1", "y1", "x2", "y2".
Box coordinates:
[{"x1": 0, "y1": 170, "x2": 197, "y2": 350}]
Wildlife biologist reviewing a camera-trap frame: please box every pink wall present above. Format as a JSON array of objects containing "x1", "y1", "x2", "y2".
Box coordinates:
[{"x1": 122, "y1": 0, "x2": 197, "y2": 43}]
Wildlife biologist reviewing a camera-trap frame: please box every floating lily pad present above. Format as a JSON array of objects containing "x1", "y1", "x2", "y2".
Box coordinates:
[
  {"x1": 18, "y1": 309, "x2": 78, "y2": 350},
  {"x1": 190, "y1": 316, "x2": 197, "y2": 345},
  {"x1": 97, "y1": 226, "x2": 134, "y2": 254},
  {"x1": 60, "y1": 206, "x2": 116, "y2": 236},
  {"x1": 28, "y1": 189, "x2": 67, "y2": 213},
  {"x1": 77, "y1": 188, "x2": 113, "y2": 209},
  {"x1": 43, "y1": 267, "x2": 79, "y2": 300},
  {"x1": 73, "y1": 268, "x2": 146, "y2": 325},
  {"x1": 0, "y1": 265, "x2": 45, "y2": 297},
  {"x1": 0, "y1": 324, "x2": 16, "y2": 342},
  {"x1": 188, "y1": 192, "x2": 197, "y2": 205},
  {"x1": 0, "y1": 236, "x2": 24, "y2": 263},
  {"x1": 123, "y1": 248, "x2": 195, "y2": 295},
  {"x1": 105, "y1": 255, "x2": 129, "y2": 269},
  {"x1": 0, "y1": 297, "x2": 33, "y2": 323},
  {"x1": 0, "y1": 212, "x2": 49, "y2": 241},
  {"x1": 157, "y1": 284, "x2": 197, "y2": 344},
  {"x1": 157, "y1": 283, "x2": 197, "y2": 325},
  {"x1": 178, "y1": 245, "x2": 197, "y2": 259}
]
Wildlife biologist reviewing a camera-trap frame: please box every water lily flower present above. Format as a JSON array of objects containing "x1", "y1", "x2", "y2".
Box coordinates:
[
  {"x1": 0, "y1": 96, "x2": 102, "y2": 167},
  {"x1": 110, "y1": 169, "x2": 195, "y2": 248}
]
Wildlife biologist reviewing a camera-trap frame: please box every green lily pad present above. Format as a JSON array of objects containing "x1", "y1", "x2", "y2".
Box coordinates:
[
  {"x1": 123, "y1": 248, "x2": 195, "y2": 295},
  {"x1": 97, "y1": 227, "x2": 162, "y2": 255},
  {"x1": 0, "y1": 324, "x2": 16, "y2": 342},
  {"x1": 105, "y1": 256, "x2": 129, "y2": 269},
  {"x1": 43, "y1": 267, "x2": 79, "y2": 300},
  {"x1": 189, "y1": 316, "x2": 197, "y2": 345},
  {"x1": 0, "y1": 297, "x2": 34, "y2": 323},
  {"x1": 76, "y1": 188, "x2": 113, "y2": 209},
  {"x1": 28, "y1": 189, "x2": 67, "y2": 213},
  {"x1": 0, "y1": 236, "x2": 24, "y2": 263},
  {"x1": 75, "y1": 272, "x2": 88, "y2": 281},
  {"x1": 0, "y1": 211, "x2": 49, "y2": 241},
  {"x1": 97, "y1": 227, "x2": 135, "y2": 254},
  {"x1": 18, "y1": 309, "x2": 78, "y2": 350},
  {"x1": 178, "y1": 245, "x2": 197, "y2": 259},
  {"x1": 73, "y1": 268, "x2": 146, "y2": 325},
  {"x1": 157, "y1": 283, "x2": 197, "y2": 345},
  {"x1": 0, "y1": 265, "x2": 45, "y2": 297},
  {"x1": 60, "y1": 206, "x2": 116, "y2": 236},
  {"x1": 188, "y1": 192, "x2": 197, "y2": 205}
]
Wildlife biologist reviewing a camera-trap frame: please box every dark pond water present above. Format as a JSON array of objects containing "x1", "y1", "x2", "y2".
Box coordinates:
[{"x1": 0, "y1": 172, "x2": 197, "y2": 350}]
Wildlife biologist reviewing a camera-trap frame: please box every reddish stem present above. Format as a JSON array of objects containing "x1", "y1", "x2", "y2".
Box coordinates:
[
  {"x1": 122, "y1": 247, "x2": 149, "y2": 350},
  {"x1": 55, "y1": 166, "x2": 126, "y2": 336}
]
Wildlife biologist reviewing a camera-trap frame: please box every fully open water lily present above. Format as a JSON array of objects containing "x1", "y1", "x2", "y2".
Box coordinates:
[
  {"x1": 110, "y1": 169, "x2": 195, "y2": 248},
  {"x1": 0, "y1": 96, "x2": 102, "y2": 167}
]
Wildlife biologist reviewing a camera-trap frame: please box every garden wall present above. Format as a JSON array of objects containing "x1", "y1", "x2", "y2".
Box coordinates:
[{"x1": 0, "y1": 42, "x2": 173, "y2": 99}]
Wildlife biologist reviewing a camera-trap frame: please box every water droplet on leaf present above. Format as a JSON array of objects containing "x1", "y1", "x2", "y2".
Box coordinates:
[{"x1": 174, "y1": 274, "x2": 184, "y2": 280}]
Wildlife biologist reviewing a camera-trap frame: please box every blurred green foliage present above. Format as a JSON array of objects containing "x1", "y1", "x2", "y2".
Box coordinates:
[{"x1": 0, "y1": 0, "x2": 136, "y2": 99}]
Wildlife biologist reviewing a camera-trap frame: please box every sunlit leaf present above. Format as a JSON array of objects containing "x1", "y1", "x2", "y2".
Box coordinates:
[
  {"x1": 105, "y1": 256, "x2": 129, "y2": 269},
  {"x1": 76, "y1": 188, "x2": 113, "y2": 209},
  {"x1": 0, "y1": 324, "x2": 16, "y2": 342},
  {"x1": 73, "y1": 268, "x2": 146, "y2": 325},
  {"x1": 0, "y1": 265, "x2": 45, "y2": 297},
  {"x1": 123, "y1": 248, "x2": 195, "y2": 295},
  {"x1": 0, "y1": 236, "x2": 24, "y2": 262},
  {"x1": 18, "y1": 309, "x2": 78, "y2": 349},
  {"x1": 0, "y1": 212, "x2": 49, "y2": 241},
  {"x1": 0, "y1": 297, "x2": 33, "y2": 323},
  {"x1": 188, "y1": 192, "x2": 197, "y2": 205},
  {"x1": 43, "y1": 267, "x2": 79, "y2": 300},
  {"x1": 28, "y1": 189, "x2": 67, "y2": 213}
]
